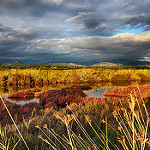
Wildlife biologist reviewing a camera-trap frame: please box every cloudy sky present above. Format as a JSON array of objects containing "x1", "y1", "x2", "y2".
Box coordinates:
[{"x1": 0, "y1": 0, "x2": 150, "y2": 65}]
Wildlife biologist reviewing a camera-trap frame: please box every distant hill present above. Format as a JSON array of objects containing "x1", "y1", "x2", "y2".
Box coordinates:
[
  {"x1": 1, "y1": 62, "x2": 24, "y2": 67},
  {"x1": 90, "y1": 62, "x2": 122, "y2": 67},
  {"x1": 125, "y1": 60, "x2": 150, "y2": 66},
  {"x1": 49, "y1": 63, "x2": 84, "y2": 67},
  {"x1": 1, "y1": 62, "x2": 50, "y2": 68}
]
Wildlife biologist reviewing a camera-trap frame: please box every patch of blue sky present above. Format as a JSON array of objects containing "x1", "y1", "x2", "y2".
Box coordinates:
[{"x1": 115, "y1": 25, "x2": 149, "y2": 35}]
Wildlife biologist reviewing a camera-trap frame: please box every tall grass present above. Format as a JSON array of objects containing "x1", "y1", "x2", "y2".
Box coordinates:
[
  {"x1": 0, "y1": 87, "x2": 150, "y2": 149},
  {"x1": 0, "y1": 97, "x2": 29, "y2": 150},
  {"x1": 113, "y1": 94, "x2": 150, "y2": 150},
  {"x1": 37, "y1": 94, "x2": 150, "y2": 149}
]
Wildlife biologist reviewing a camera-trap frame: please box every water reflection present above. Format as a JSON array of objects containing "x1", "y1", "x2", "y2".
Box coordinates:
[
  {"x1": 0, "y1": 81, "x2": 150, "y2": 105},
  {"x1": 84, "y1": 87, "x2": 118, "y2": 98},
  {"x1": 1, "y1": 95, "x2": 39, "y2": 105}
]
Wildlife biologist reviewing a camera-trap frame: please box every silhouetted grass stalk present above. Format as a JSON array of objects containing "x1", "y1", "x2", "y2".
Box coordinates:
[
  {"x1": 0, "y1": 125, "x2": 21, "y2": 150},
  {"x1": 114, "y1": 91, "x2": 150, "y2": 150},
  {"x1": 0, "y1": 96, "x2": 29, "y2": 150}
]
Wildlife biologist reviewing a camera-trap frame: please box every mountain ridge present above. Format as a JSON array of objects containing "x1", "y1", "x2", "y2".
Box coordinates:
[
  {"x1": 90, "y1": 62, "x2": 122, "y2": 67},
  {"x1": 1, "y1": 60, "x2": 150, "y2": 68}
]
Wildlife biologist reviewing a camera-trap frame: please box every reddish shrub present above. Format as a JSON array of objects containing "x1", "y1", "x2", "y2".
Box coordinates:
[
  {"x1": 73, "y1": 75, "x2": 81, "y2": 83},
  {"x1": 12, "y1": 75, "x2": 19, "y2": 86},
  {"x1": 63, "y1": 85, "x2": 92, "y2": 90},
  {"x1": 6, "y1": 81, "x2": 12, "y2": 86},
  {"x1": 22, "y1": 102, "x2": 42, "y2": 116},
  {"x1": 104, "y1": 85, "x2": 150, "y2": 99},
  {"x1": 0, "y1": 99, "x2": 42, "y2": 125},
  {"x1": 49, "y1": 77, "x2": 57, "y2": 84},
  {"x1": 43, "y1": 80, "x2": 49, "y2": 86},
  {"x1": 0, "y1": 99, "x2": 21, "y2": 124},
  {"x1": 8, "y1": 88, "x2": 41, "y2": 99},
  {"x1": 34, "y1": 92, "x2": 42, "y2": 98},
  {"x1": 39, "y1": 89, "x2": 87, "y2": 107},
  {"x1": 28, "y1": 89, "x2": 41, "y2": 92},
  {"x1": 35, "y1": 79, "x2": 43, "y2": 86},
  {"x1": 138, "y1": 74, "x2": 150, "y2": 82},
  {"x1": 8, "y1": 91, "x2": 34, "y2": 99},
  {"x1": 11, "y1": 75, "x2": 34, "y2": 87},
  {"x1": 0, "y1": 81, "x2": 6, "y2": 87},
  {"x1": 44, "y1": 102, "x2": 58, "y2": 109},
  {"x1": 111, "y1": 74, "x2": 131, "y2": 82}
]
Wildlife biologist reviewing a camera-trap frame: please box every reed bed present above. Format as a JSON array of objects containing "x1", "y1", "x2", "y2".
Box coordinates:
[
  {"x1": 0, "y1": 69, "x2": 150, "y2": 87},
  {"x1": 36, "y1": 93, "x2": 150, "y2": 149},
  {"x1": 0, "y1": 85, "x2": 150, "y2": 149}
]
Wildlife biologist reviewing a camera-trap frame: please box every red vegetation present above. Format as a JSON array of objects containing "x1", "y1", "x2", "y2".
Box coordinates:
[
  {"x1": 111, "y1": 74, "x2": 132, "y2": 82},
  {"x1": 73, "y1": 75, "x2": 81, "y2": 83},
  {"x1": 39, "y1": 89, "x2": 87, "y2": 107},
  {"x1": 63, "y1": 85, "x2": 92, "y2": 90},
  {"x1": 79, "y1": 96, "x2": 124, "y2": 106},
  {"x1": 138, "y1": 74, "x2": 150, "y2": 82},
  {"x1": 104, "y1": 85, "x2": 150, "y2": 99},
  {"x1": 35, "y1": 78, "x2": 43, "y2": 86},
  {"x1": 11, "y1": 75, "x2": 34, "y2": 86},
  {"x1": 110, "y1": 74, "x2": 132, "y2": 86},
  {"x1": 0, "y1": 99, "x2": 42, "y2": 125},
  {"x1": 8, "y1": 88, "x2": 41, "y2": 99},
  {"x1": 43, "y1": 80, "x2": 49, "y2": 86},
  {"x1": 44, "y1": 102, "x2": 58, "y2": 110},
  {"x1": 1, "y1": 85, "x2": 150, "y2": 125}
]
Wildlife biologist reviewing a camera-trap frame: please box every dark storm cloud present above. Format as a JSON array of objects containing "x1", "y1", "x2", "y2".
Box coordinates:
[
  {"x1": 0, "y1": 24, "x2": 40, "y2": 61},
  {"x1": 83, "y1": 18, "x2": 102, "y2": 29},
  {"x1": 30, "y1": 33, "x2": 150, "y2": 63},
  {"x1": 125, "y1": 16, "x2": 144, "y2": 27},
  {"x1": 82, "y1": 18, "x2": 105, "y2": 34},
  {"x1": 0, "y1": 24, "x2": 39, "y2": 39},
  {"x1": 124, "y1": 15, "x2": 150, "y2": 31},
  {"x1": 0, "y1": 0, "x2": 150, "y2": 64},
  {"x1": 1, "y1": 0, "x2": 150, "y2": 34},
  {"x1": 0, "y1": 24, "x2": 11, "y2": 32},
  {"x1": 0, "y1": 0, "x2": 61, "y2": 16}
]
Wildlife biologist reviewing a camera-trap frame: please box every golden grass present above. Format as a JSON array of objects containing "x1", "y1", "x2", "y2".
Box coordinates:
[
  {"x1": 36, "y1": 92, "x2": 150, "y2": 149},
  {"x1": 0, "y1": 68, "x2": 150, "y2": 87}
]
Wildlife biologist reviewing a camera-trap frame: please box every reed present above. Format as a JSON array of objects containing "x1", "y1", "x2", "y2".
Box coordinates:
[
  {"x1": 0, "y1": 96, "x2": 29, "y2": 150},
  {"x1": 36, "y1": 91, "x2": 150, "y2": 149},
  {"x1": 0, "y1": 68, "x2": 149, "y2": 87},
  {"x1": 0, "y1": 86, "x2": 150, "y2": 149}
]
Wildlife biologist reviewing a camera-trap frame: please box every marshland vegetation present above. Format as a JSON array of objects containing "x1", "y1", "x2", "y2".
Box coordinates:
[
  {"x1": 0, "y1": 66, "x2": 150, "y2": 149},
  {"x1": 0, "y1": 68, "x2": 150, "y2": 87},
  {"x1": 0, "y1": 85, "x2": 150, "y2": 149}
]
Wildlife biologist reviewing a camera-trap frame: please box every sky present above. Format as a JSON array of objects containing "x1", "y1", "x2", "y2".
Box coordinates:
[{"x1": 0, "y1": 0, "x2": 150, "y2": 65}]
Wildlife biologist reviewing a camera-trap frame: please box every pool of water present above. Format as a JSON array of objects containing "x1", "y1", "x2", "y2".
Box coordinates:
[
  {"x1": 1, "y1": 95, "x2": 39, "y2": 105},
  {"x1": 84, "y1": 86, "x2": 118, "y2": 98},
  {"x1": 1, "y1": 81, "x2": 150, "y2": 105}
]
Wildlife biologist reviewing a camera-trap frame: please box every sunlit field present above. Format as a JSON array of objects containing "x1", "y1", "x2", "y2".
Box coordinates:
[
  {"x1": 0, "y1": 68, "x2": 150, "y2": 149},
  {"x1": 0, "y1": 68, "x2": 150, "y2": 87}
]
